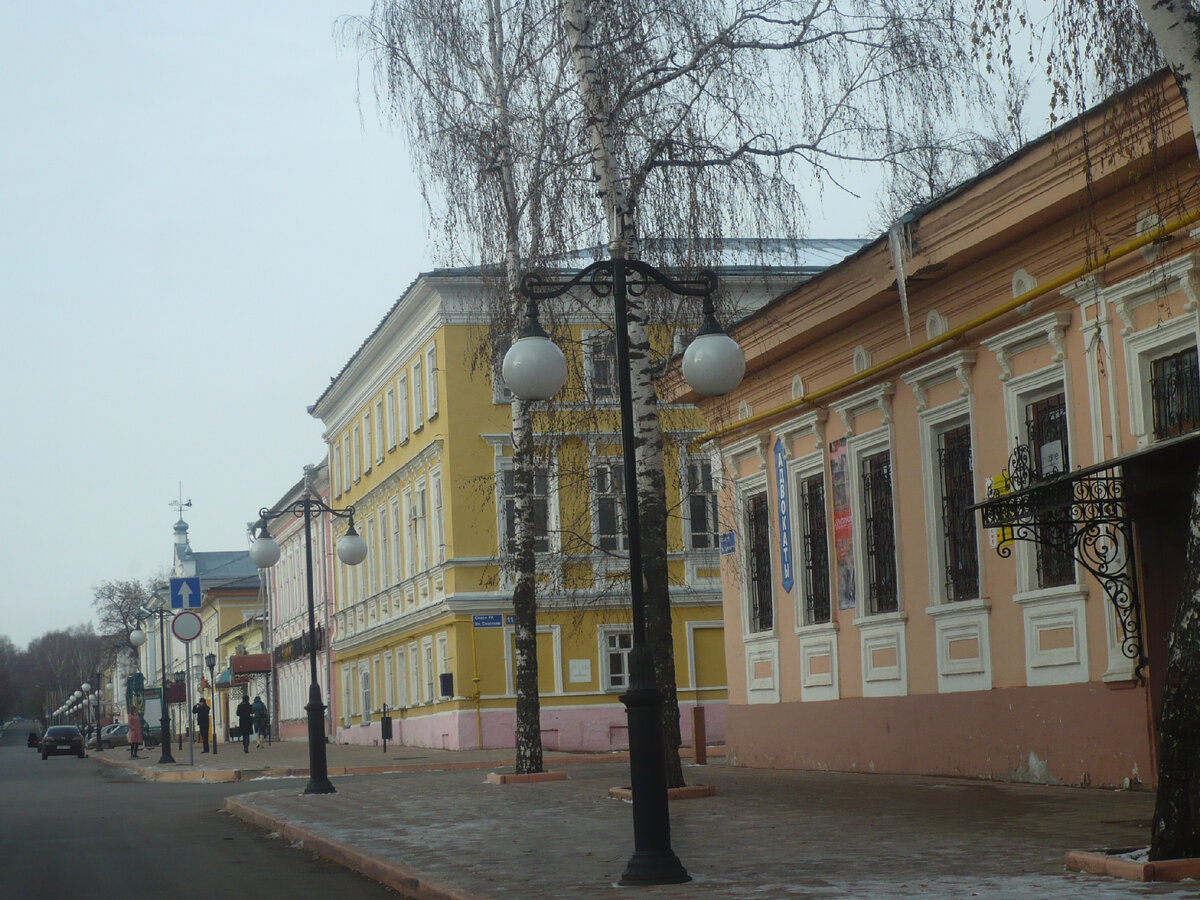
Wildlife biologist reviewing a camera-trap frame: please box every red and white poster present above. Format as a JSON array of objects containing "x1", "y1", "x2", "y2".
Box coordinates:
[{"x1": 829, "y1": 437, "x2": 856, "y2": 611}]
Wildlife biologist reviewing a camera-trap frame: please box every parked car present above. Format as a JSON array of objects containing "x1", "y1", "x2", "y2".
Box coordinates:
[
  {"x1": 41, "y1": 725, "x2": 85, "y2": 760},
  {"x1": 90, "y1": 723, "x2": 129, "y2": 750}
]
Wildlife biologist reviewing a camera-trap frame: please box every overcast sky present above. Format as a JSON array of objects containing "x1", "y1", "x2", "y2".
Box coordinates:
[{"x1": 0, "y1": 3, "x2": 981, "y2": 649}]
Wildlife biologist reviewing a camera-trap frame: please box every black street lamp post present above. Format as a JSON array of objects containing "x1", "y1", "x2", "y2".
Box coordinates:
[
  {"x1": 503, "y1": 243, "x2": 744, "y2": 885},
  {"x1": 205, "y1": 651, "x2": 218, "y2": 755},
  {"x1": 143, "y1": 603, "x2": 177, "y2": 765},
  {"x1": 249, "y1": 496, "x2": 366, "y2": 794}
]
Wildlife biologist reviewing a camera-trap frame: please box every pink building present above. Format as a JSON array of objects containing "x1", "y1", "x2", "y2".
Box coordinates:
[{"x1": 673, "y1": 73, "x2": 1200, "y2": 788}]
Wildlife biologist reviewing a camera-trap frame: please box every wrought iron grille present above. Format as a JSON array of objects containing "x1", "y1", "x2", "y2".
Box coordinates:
[
  {"x1": 1026, "y1": 393, "x2": 1074, "y2": 588},
  {"x1": 746, "y1": 492, "x2": 774, "y2": 632},
  {"x1": 1150, "y1": 346, "x2": 1200, "y2": 440},
  {"x1": 799, "y1": 473, "x2": 831, "y2": 623},
  {"x1": 980, "y1": 442, "x2": 1145, "y2": 672},
  {"x1": 861, "y1": 450, "x2": 898, "y2": 614},
  {"x1": 937, "y1": 424, "x2": 979, "y2": 601}
]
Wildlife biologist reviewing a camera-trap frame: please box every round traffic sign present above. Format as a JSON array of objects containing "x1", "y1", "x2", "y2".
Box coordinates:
[{"x1": 172, "y1": 611, "x2": 203, "y2": 642}]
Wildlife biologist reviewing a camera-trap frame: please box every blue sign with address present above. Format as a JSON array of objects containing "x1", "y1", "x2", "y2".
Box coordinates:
[
  {"x1": 170, "y1": 576, "x2": 201, "y2": 609},
  {"x1": 720, "y1": 531, "x2": 736, "y2": 555},
  {"x1": 774, "y1": 438, "x2": 794, "y2": 593}
]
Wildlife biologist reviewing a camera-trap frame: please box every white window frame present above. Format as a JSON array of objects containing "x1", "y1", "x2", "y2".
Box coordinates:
[
  {"x1": 378, "y1": 503, "x2": 391, "y2": 589},
  {"x1": 681, "y1": 454, "x2": 719, "y2": 552},
  {"x1": 363, "y1": 514, "x2": 376, "y2": 597},
  {"x1": 332, "y1": 444, "x2": 342, "y2": 498},
  {"x1": 599, "y1": 624, "x2": 633, "y2": 691},
  {"x1": 431, "y1": 470, "x2": 445, "y2": 564},
  {"x1": 398, "y1": 375, "x2": 410, "y2": 443},
  {"x1": 375, "y1": 399, "x2": 385, "y2": 462},
  {"x1": 341, "y1": 664, "x2": 353, "y2": 726},
  {"x1": 918, "y1": 399, "x2": 981, "y2": 606},
  {"x1": 394, "y1": 646, "x2": 407, "y2": 708},
  {"x1": 787, "y1": 450, "x2": 831, "y2": 627},
  {"x1": 591, "y1": 457, "x2": 628, "y2": 552},
  {"x1": 383, "y1": 652, "x2": 393, "y2": 708},
  {"x1": 497, "y1": 456, "x2": 557, "y2": 556},
  {"x1": 584, "y1": 329, "x2": 617, "y2": 403},
  {"x1": 735, "y1": 472, "x2": 774, "y2": 638},
  {"x1": 414, "y1": 479, "x2": 429, "y2": 572},
  {"x1": 421, "y1": 636, "x2": 434, "y2": 704},
  {"x1": 1002, "y1": 365, "x2": 1080, "y2": 596},
  {"x1": 359, "y1": 663, "x2": 372, "y2": 723},
  {"x1": 436, "y1": 631, "x2": 450, "y2": 696},
  {"x1": 426, "y1": 344, "x2": 439, "y2": 419},
  {"x1": 1124, "y1": 314, "x2": 1200, "y2": 446},
  {"x1": 847, "y1": 426, "x2": 901, "y2": 621},
  {"x1": 342, "y1": 434, "x2": 352, "y2": 488},
  {"x1": 407, "y1": 641, "x2": 420, "y2": 705},
  {"x1": 390, "y1": 496, "x2": 403, "y2": 584},
  {"x1": 386, "y1": 388, "x2": 398, "y2": 450},
  {"x1": 362, "y1": 413, "x2": 372, "y2": 474},
  {"x1": 403, "y1": 487, "x2": 417, "y2": 578},
  {"x1": 352, "y1": 424, "x2": 362, "y2": 482},
  {"x1": 412, "y1": 360, "x2": 425, "y2": 429}
]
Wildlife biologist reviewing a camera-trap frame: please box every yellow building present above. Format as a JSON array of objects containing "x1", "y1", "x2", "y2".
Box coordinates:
[{"x1": 310, "y1": 249, "x2": 850, "y2": 750}]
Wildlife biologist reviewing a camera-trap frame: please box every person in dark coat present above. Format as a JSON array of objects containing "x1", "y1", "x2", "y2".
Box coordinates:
[
  {"x1": 235, "y1": 694, "x2": 253, "y2": 753},
  {"x1": 128, "y1": 712, "x2": 143, "y2": 758},
  {"x1": 251, "y1": 695, "x2": 268, "y2": 748},
  {"x1": 193, "y1": 697, "x2": 210, "y2": 753}
]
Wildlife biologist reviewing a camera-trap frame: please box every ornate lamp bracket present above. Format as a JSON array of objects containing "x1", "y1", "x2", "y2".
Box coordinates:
[{"x1": 979, "y1": 442, "x2": 1146, "y2": 675}]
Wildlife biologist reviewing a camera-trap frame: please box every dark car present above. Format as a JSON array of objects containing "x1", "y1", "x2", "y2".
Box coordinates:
[
  {"x1": 41, "y1": 725, "x2": 85, "y2": 759},
  {"x1": 27, "y1": 730, "x2": 39, "y2": 748}
]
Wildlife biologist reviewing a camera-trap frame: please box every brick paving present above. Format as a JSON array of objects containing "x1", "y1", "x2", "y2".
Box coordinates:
[{"x1": 95, "y1": 739, "x2": 1200, "y2": 898}]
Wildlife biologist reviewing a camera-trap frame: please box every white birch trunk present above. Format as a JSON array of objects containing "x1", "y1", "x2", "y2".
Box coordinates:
[
  {"x1": 1135, "y1": 0, "x2": 1200, "y2": 160},
  {"x1": 565, "y1": 0, "x2": 687, "y2": 788}
]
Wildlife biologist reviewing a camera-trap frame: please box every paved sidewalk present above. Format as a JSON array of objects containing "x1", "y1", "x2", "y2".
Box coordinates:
[{"x1": 94, "y1": 740, "x2": 1200, "y2": 898}]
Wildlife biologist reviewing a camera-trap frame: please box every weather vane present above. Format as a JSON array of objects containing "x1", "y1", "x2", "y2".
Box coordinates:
[{"x1": 169, "y1": 482, "x2": 192, "y2": 518}]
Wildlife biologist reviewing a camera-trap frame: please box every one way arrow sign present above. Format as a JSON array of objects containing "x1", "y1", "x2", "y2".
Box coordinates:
[{"x1": 170, "y1": 576, "x2": 201, "y2": 609}]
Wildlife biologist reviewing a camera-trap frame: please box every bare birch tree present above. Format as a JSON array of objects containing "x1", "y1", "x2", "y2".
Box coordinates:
[
  {"x1": 562, "y1": 0, "x2": 989, "y2": 788},
  {"x1": 972, "y1": 0, "x2": 1200, "y2": 862},
  {"x1": 347, "y1": 0, "x2": 585, "y2": 774}
]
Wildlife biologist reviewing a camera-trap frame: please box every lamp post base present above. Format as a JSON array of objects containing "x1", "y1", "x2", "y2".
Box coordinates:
[
  {"x1": 619, "y1": 650, "x2": 690, "y2": 886},
  {"x1": 303, "y1": 688, "x2": 336, "y2": 795}
]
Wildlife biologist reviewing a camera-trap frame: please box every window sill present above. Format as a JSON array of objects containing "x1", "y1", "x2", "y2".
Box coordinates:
[
  {"x1": 852, "y1": 610, "x2": 908, "y2": 629},
  {"x1": 925, "y1": 597, "x2": 991, "y2": 619},
  {"x1": 1013, "y1": 583, "x2": 1088, "y2": 607},
  {"x1": 743, "y1": 629, "x2": 777, "y2": 644},
  {"x1": 795, "y1": 620, "x2": 838, "y2": 636}
]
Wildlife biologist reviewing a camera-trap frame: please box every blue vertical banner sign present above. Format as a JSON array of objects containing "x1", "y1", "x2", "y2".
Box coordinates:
[{"x1": 773, "y1": 437, "x2": 794, "y2": 593}]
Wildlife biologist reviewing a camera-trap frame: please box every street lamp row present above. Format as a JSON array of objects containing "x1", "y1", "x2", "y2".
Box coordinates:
[{"x1": 248, "y1": 499, "x2": 367, "y2": 794}]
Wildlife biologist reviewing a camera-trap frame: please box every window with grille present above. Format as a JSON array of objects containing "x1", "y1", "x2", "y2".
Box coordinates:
[
  {"x1": 937, "y1": 424, "x2": 979, "y2": 601},
  {"x1": 746, "y1": 491, "x2": 774, "y2": 632},
  {"x1": 1151, "y1": 346, "x2": 1200, "y2": 440},
  {"x1": 502, "y1": 468, "x2": 551, "y2": 553},
  {"x1": 594, "y1": 462, "x2": 627, "y2": 551},
  {"x1": 798, "y1": 472, "x2": 831, "y2": 624},
  {"x1": 1025, "y1": 392, "x2": 1074, "y2": 588},
  {"x1": 861, "y1": 450, "x2": 898, "y2": 614},
  {"x1": 686, "y1": 460, "x2": 718, "y2": 550}
]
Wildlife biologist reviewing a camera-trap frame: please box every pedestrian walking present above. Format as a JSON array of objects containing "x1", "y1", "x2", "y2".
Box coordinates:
[
  {"x1": 128, "y1": 711, "x2": 143, "y2": 758},
  {"x1": 193, "y1": 697, "x2": 210, "y2": 753},
  {"x1": 236, "y1": 694, "x2": 253, "y2": 753},
  {"x1": 252, "y1": 695, "x2": 268, "y2": 748}
]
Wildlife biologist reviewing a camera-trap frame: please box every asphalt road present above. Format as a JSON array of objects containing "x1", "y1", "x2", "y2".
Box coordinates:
[{"x1": 0, "y1": 723, "x2": 396, "y2": 898}]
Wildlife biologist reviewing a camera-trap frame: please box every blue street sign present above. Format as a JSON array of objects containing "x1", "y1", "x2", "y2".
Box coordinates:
[
  {"x1": 170, "y1": 576, "x2": 201, "y2": 609},
  {"x1": 774, "y1": 438, "x2": 795, "y2": 593},
  {"x1": 472, "y1": 614, "x2": 503, "y2": 628},
  {"x1": 720, "y1": 531, "x2": 736, "y2": 555}
]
